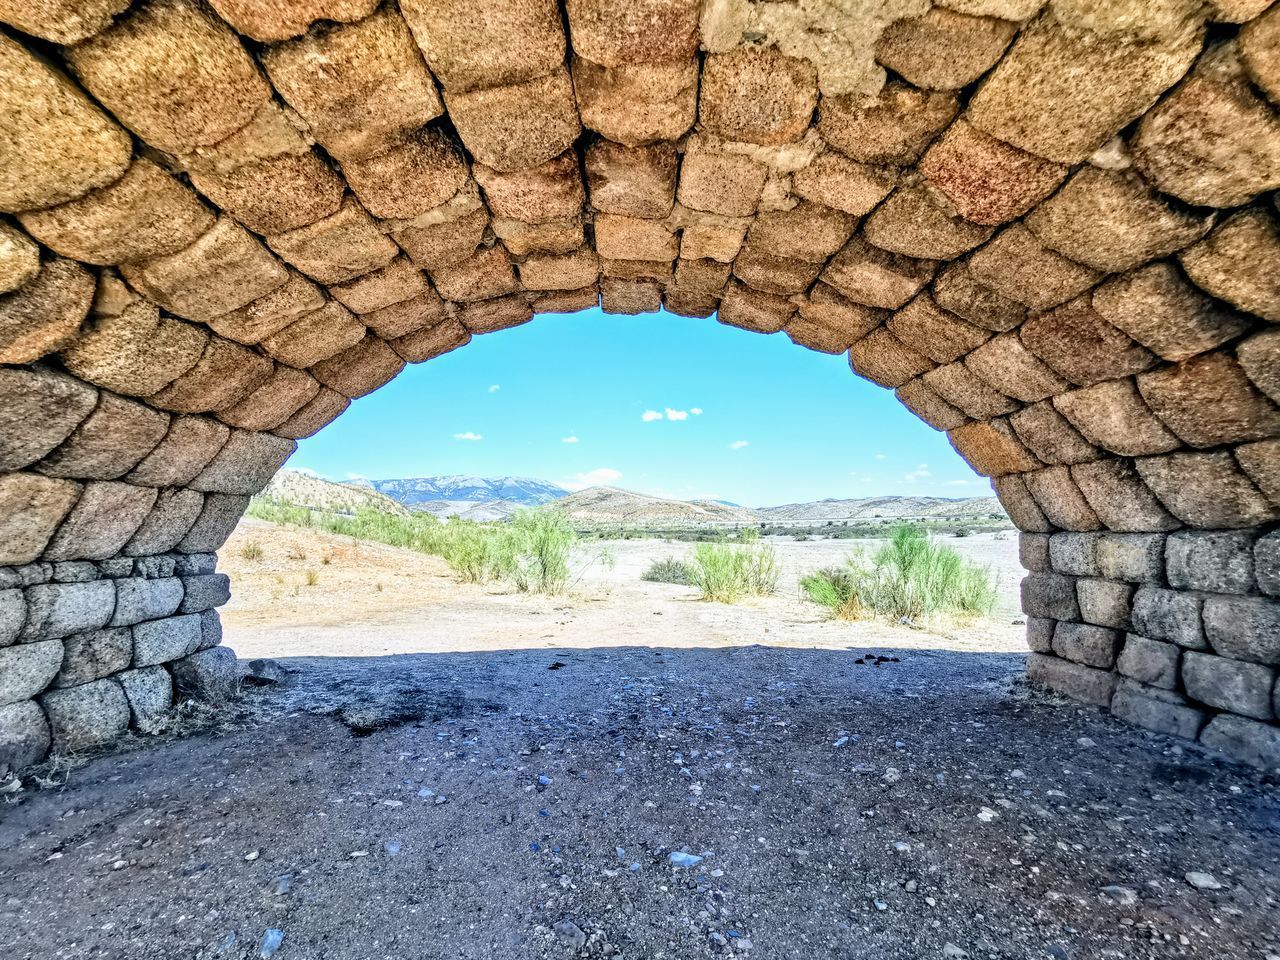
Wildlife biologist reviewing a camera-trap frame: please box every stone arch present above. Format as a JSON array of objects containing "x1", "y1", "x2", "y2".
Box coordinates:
[{"x1": 0, "y1": 0, "x2": 1278, "y2": 772}]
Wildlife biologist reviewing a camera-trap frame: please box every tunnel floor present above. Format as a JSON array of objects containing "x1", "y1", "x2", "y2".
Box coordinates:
[{"x1": 1, "y1": 643, "x2": 1277, "y2": 960}]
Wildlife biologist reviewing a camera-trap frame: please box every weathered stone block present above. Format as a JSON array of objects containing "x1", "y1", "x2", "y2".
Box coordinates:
[
  {"x1": 0, "y1": 589, "x2": 24, "y2": 646},
  {"x1": 1165, "y1": 531, "x2": 1255, "y2": 595},
  {"x1": 1236, "y1": 438, "x2": 1280, "y2": 505},
  {"x1": 1096, "y1": 533, "x2": 1166, "y2": 583},
  {"x1": 189, "y1": 149, "x2": 344, "y2": 237},
  {"x1": 132, "y1": 613, "x2": 202, "y2": 667},
  {"x1": 1025, "y1": 617, "x2": 1055, "y2": 653},
  {"x1": 147, "y1": 336, "x2": 274, "y2": 414},
  {"x1": 0, "y1": 700, "x2": 51, "y2": 774},
  {"x1": 266, "y1": 198, "x2": 398, "y2": 286},
  {"x1": 572, "y1": 56, "x2": 697, "y2": 146},
  {"x1": 1076, "y1": 578, "x2": 1134, "y2": 631},
  {"x1": 1179, "y1": 209, "x2": 1280, "y2": 323},
  {"x1": 1019, "y1": 297, "x2": 1157, "y2": 387},
  {"x1": 311, "y1": 334, "x2": 405, "y2": 399},
  {"x1": 36, "y1": 394, "x2": 170, "y2": 481},
  {"x1": 392, "y1": 319, "x2": 472, "y2": 364},
  {"x1": 0, "y1": 222, "x2": 39, "y2": 295},
  {"x1": 1026, "y1": 652, "x2": 1116, "y2": 707},
  {"x1": 343, "y1": 130, "x2": 470, "y2": 221},
  {"x1": 1053, "y1": 380, "x2": 1181, "y2": 458},
  {"x1": 1258, "y1": 532, "x2": 1280, "y2": 598},
  {"x1": 363, "y1": 292, "x2": 448, "y2": 340},
  {"x1": 791, "y1": 284, "x2": 885, "y2": 350},
  {"x1": 53, "y1": 628, "x2": 131, "y2": 688},
  {"x1": 0, "y1": 640, "x2": 63, "y2": 706},
  {"x1": 1117, "y1": 635, "x2": 1180, "y2": 689},
  {"x1": 930, "y1": 261, "x2": 1024, "y2": 332},
  {"x1": 1047, "y1": 532, "x2": 1100, "y2": 577},
  {"x1": 393, "y1": 199, "x2": 488, "y2": 271},
  {"x1": 584, "y1": 141, "x2": 677, "y2": 219},
  {"x1": 1073, "y1": 459, "x2": 1180, "y2": 534},
  {"x1": 41, "y1": 676, "x2": 129, "y2": 749},
  {"x1": 190, "y1": 432, "x2": 296, "y2": 496},
  {"x1": 0, "y1": 368, "x2": 99, "y2": 473},
  {"x1": 445, "y1": 68, "x2": 580, "y2": 173},
  {"x1": 117, "y1": 665, "x2": 172, "y2": 732},
  {"x1": 997, "y1": 473, "x2": 1055, "y2": 532},
  {"x1": 1182, "y1": 650, "x2": 1275, "y2": 720},
  {"x1": 111, "y1": 577, "x2": 184, "y2": 627},
  {"x1": 52, "y1": 562, "x2": 98, "y2": 584},
  {"x1": 173, "y1": 554, "x2": 216, "y2": 577},
  {"x1": 171, "y1": 646, "x2": 239, "y2": 702},
  {"x1": 965, "y1": 333, "x2": 1068, "y2": 403},
  {"x1": 458, "y1": 295, "x2": 533, "y2": 334},
  {"x1": 1202, "y1": 596, "x2": 1280, "y2": 665},
  {"x1": 259, "y1": 302, "x2": 366, "y2": 370},
  {"x1": 177, "y1": 494, "x2": 250, "y2": 553},
  {"x1": 1053, "y1": 621, "x2": 1121, "y2": 668},
  {"x1": 1138, "y1": 352, "x2": 1280, "y2": 448},
  {"x1": 128, "y1": 416, "x2": 229, "y2": 488},
  {"x1": 967, "y1": 224, "x2": 1102, "y2": 312},
  {"x1": 1238, "y1": 329, "x2": 1280, "y2": 409},
  {"x1": 0, "y1": 259, "x2": 97, "y2": 366},
  {"x1": 197, "y1": 609, "x2": 222, "y2": 651},
  {"x1": 519, "y1": 251, "x2": 600, "y2": 292},
  {"x1": 1131, "y1": 585, "x2": 1206, "y2": 649},
  {"x1": 865, "y1": 185, "x2": 994, "y2": 261},
  {"x1": 565, "y1": 0, "x2": 698, "y2": 66},
  {"x1": 716, "y1": 282, "x2": 794, "y2": 334},
  {"x1": 474, "y1": 152, "x2": 583, "y2": 226},
  {"x1": 217, "y1": 366, "x2": 322, "y2": 433},
  {"x1": 43, "y1": 482, "x2": 157, "y2": 562},
  {"x1": 949, "y1": 418, "x2": 1040, "y2": 477},
  {"x1": 123, "y1": 489, "x2": 204, "y2": 556},
  {"x1": 676, "y1": 139, "x2": 768, "y2": 220},
  {"x1": 206, "y1": 0, "x2": 378, "y2": 41},
  {"x1": 595, "y1": 214, "x2": 678, "y2": 263},
  {"x1": 1111, "y1": 681, "x2": 1206, "y2": 741},
  {"x1": 747, "y1": 203, "x2": 857, "y2": 266},
  {"x1": 822, "y1": 239, "x2": 937, "y2": 310},
  {"x1": 663, "y1": 288, "x2": 718, "y2": 319},
  {"x1": 535, "y1": 286, "x2": 600, "y2": 315},
  {"x1": 0, "y1": 0, "x2": 131, "y2": 43},
  {"x1": 699, "y1": 47, "x2": 817, "y2": 145},
  {"x1": 1136, "y1": 451, "x2": 1278, "y2": 529},
  {"x1": 1239, "y1": 4, "x2": 1280, "y2": 102},
  {"x1": 1021, "y1": 573, "x2": 1081, "y2": 621},
  {"x1": 1199, "y1": 714, "x2": 1280, "y2": 769},
  {"x1": 733, "y1": 247, "x2": 819, "y2": 296},
  {"x1": 875, "y1": 8, "x2": 1017, "y2": 90},
  {"x1": 818, "y1": 82, "x2": 957, "y2": 165},
  {"x1": 601, "y1": 278, "x2": 662, "y2": 315},
  {"x1": 432, "y1": 247, "x2": 520, "y2": 303},
  {"x1": 274, "y1": 389, "x2": 349, "y2": 440},
  {"x1": 492, "y1": 218, "x2": 584, "y2": 257},
  {"x1": 1008, "y1": 402, "x2": 1098, "y2": 466},
  {"x1": 849, "y1": 328, "x2": 936, "y2": 388},
  {"x1": 792, "y1": 152, "x2": 896, "y2": 218},
  {"x1": 0, "y1": 475, "x2": 83, "y2": 567},
  {"x1": 1019, "y1": 533, "x2": 1051, "y2": 573},
  {"x1": 895, "y1": 376, "x2": 973, "y2": 431},
  {"x1": 177, "y1": 574, "x2": 230, "y2": 615}
]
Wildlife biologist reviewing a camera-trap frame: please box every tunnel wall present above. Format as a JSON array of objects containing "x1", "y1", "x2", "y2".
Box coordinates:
[{"x1": 0, "y1": 0, "x2": 1278, "y2": 772}]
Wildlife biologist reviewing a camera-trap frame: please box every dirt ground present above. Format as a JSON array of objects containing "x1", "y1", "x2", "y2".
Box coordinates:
[{"x1": 1, "y1": 522, "x2": 1278, "y2": 960}]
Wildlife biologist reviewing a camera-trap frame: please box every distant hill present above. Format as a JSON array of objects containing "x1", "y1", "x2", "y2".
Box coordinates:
[
  {"x1": 758, "y1": 495, "x2": 1003, "y2": 522},
  {"x1": 555, "y1": 487, "x2": 757, "y2": 524},
  {"x1": 261, "y1": 470, "x2": 411, "y2": 517},
  {"x1": 347, "y1": 475, "x2": 568, "y2": 517}
]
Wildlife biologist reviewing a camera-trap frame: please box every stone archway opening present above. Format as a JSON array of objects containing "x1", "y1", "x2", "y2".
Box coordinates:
[{"x1": 0, "y1": 0, "x2": 1278, "y2": 777}]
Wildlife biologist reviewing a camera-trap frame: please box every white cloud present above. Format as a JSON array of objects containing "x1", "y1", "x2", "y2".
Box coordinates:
[
  {"x1": 690, "y1": 407, "x2": 703, "y2": 415},
  {"x1": 561, "y1": 435, "x2": 579, "y2": 444},
  {"x1": 452, "y1": 431, "x2": 483, "y2": 441},
  {"x1": 729, "y1": 440, "x2": 749, "y2": 449},
  {"x1": 564, "y1": 467, "x2": 622, "y2": 490},
  {"x1": 641, "y1": 410, "x2": 664, "y2": 422},
  {"x1": 488, "y1": 384, "x2": 500, "y2": 393},
  {"x1": 875, "y1": 452, "x2": 887, "y2": 460},
  {"x1": 665, "y1": 407, "x2": 689, "y2": 421},
  {"x1": 642, "y1": 407, "x2": 701, "y2": 422},
  {"x1": 903, "y1": 463, "x2": 931, "y2": 482}
]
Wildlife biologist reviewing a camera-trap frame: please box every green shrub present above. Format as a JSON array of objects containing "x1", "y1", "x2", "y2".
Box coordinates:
[
  {"x1": 239, "y1": 541, "x2": 264, "y2": 561},
  {"x1": 642, "y1": 557, "x2": 697, "y2": 585},
  {"x1": 504, "y1": 509, "x2": 575, "y2": 594},
  {"x1": 690, "y1": 540, "x2": 778, "y2": 603}
]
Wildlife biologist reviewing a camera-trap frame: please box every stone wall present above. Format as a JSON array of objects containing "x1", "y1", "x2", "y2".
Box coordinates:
[{"x1": 0, "y1": 0, "x2": 1278, "y2": 771}]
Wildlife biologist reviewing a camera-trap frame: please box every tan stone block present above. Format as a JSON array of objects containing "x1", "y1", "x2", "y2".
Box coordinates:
[
  {"x1": 207, "y1": 0, "x2": 378, "y2": 42},
  {"x1": 431, "y1": 246, "x2": 519, "y2": 302},
  {"x1": 1207, "y1": 0, "x2": 1273, "y2": 22},
  {"x1": 1091, "y1": 262, "x2": 1251, "y2": 363},
  {"x1": 362, "y1": 292, "x2": 448, "y2": 340},
  {"x1": 595, "y1": 215, "x2": 677, "y2": 262},
  {"x1": 678, "y1": 214, "x2": 750, "y2": 263},
  {"x1": 601, "y1": 278, "x2": 662, "y2": 315},
  {"x1": 919, "y1": 120, "x2": 1067, "y2": 226},
  {"x1": 895, "y1": 378, "x2": 970, "y2": 431},
  {"x1": 127, "y1": 415, "x2": 229, "y2": 487},
  {"x1": 849, "y1": 327, "x2": 936, "y2": 388},
  {"x1": 216, "y1": 365, "x2": 321, "y2": 432},
  {"x1": 663, "y1": 289, "x2": 719, "y2": 319},
  {"x1": 1236, "y1": 439, "x2": 1280, "y2": 504},
  {"x1": 573, "y1": 56, "x2": 698, "y2": 146},
  {"x1": 177, "y1": 492, "x2": 250, "y2": 551},
  {"x1": 36, "y1": 394, "x2": 169, "y2": 480},
  {"x1": 1009, "y1": 402, "x2": 1099, "y2": 466},
  {"x1": 966, "y1": 14, "x2": 1202, "y2": 164},
  {"x1": 887, "y1": 295, "x2": 991, "y2": 365},
  {"x1": 0, "y1": 0, "x2": 131, "y2": 43},
  {"x1": 1072, "y1": 459, "x2": 1178, "y2": 533},
  {"x1": 1239, "y1": 328, "x2": 1280, "y2": 406},
  {"x1": 475, "y1": 152, "x2": 584, "y2": 224},
  {"x1": 207, "y1": 270, "x2": 326, "y2": 345},
  {"x1": 329, "y1": 258, "x2": 430, "y2": 314},
  {"x1": 864, "y1": 185, "x2": 994, "y2": 260},
  {"x1": 310, "y1": 334, "x2": 404, "y2": 399},
  {"x1": 0, "y1": 259, "x2": 96, "y2": 365},
  {"x1": 746, "y1": 203, "x2": 857, "y2": 265},
  {"x1": 459, "y1": 295, "x2": 534, "y2": 333},
  {"x1": 391, "y1": 318, "x2": 471, "y2": 363},
  {"x1": 399, "y1": 0, "x2": 566, "y2": 91},
  {"x1": 991, "y1": 473, "x2": 1052, "y2": 533},
  {"x1": 964, "y1": 333, "x2": 1069, "y2": 402},
  {"x1": 42, "y1": 480, "x2": 158, "y2": 561},
  {"x1": 123, "y1": 487, "x2": 203, "y2": 555},
  {"x1": 921, "y1": 362, "x2": 1019, "y2": 420},
  {"x1": 1053, "y1": 380, "x2": 1182, "y2": 456},
  {"x1": 875, "y1": 8, "x2": 1017, "y2": 90},
  {"x1": 601, "y1": 259, "x2": 671, "y2": 281},
  {"x1": 273, "y1": 388, "x2": 348, "y2": 440},
  {"x1": 1136, "y1": 451, "x2": 1278, "y2": 528},
  {"x1": 341, "y1": 129, "x2": 470, "y2": 220},
  {"x1": 1138, "y1": 352, "x2": 1280, "y2": 448},
  {"x1": 1023, "y1": 465, "x2": 1102, "y2": 531},
  {"x1": 190, "y1": 150, "x2": 344, "y2": 235},
  {"x1": 19, "y1": 160, "x2": 214, "y2": 267},
  {"x1": 967, "y1": 224, "x2": 1102, "y2": 311},
  {"x1": 147, "y1": 336, "x2": 274, "y2": 414},
  {"x1": 930, "y1": 261, "x2": 1025, "y2": 332},
  {"x1": 445, "y1": 69, "x2": 581, "y2": 173},
  {"x1": 821, "y1": 238, "x2": 937, "y2": 310},
  {"x1": 259, "y1": 301, "x2": 365, "y2": 368},
  {"x1": 1020, "y1": 296, "x2": 1158, "y2": 387},
  {"x1": 0, "y1": 222, "x2": 39, "y2": 296},
  {"x1": 261, "y1": 7, "x2": 443, "y2": 162},
  {"x1": 519, "y1": 251, "x2": 600, "y2": 291},
  {"x1": 1178, "y1": 209, "x2": 1280, "y2": 323},
  {"x1": 585, "y1": 141, "x2": 678, "y2": 219},
  {"x1": 535, "y1": 286, "x2": 600, "y2": 314},
  {"x1": 673, "y1": 259, "x2": 731, "y2": 296},
  {"x1": 565, "y1": 0, "x2": 698, "y2": 66},
  {"x1": 1240, "y1": 5, "x2": 1280, "y2": 104},
  {"x1": 699, "y1": 47, "x2": 817, "y2": 146},
  {"x1": 948, "y1": 418, "x2": 1041, "y2": 477},
  {"x1": 393, "y1": 201, "x2": 488, "y2": 270},
  {"x1": 676, "y1": 136, "x2": 768, "y2": 217},
  {"x1": 818, "y1": 83, "x2": 957, "y2": 165},
  {"x1": 68, "y1": 0, "x2": 269, "y2": 153},
  {"x1": 265, "y1": 197, "x2": 398, "y2": 285},
  {"x1": 718, "y1": 280, "x2": 794, "y2": 334},
  {"x1": 122, "y1": 217, "x2": 289, "y2": 323},
  {"x1": 0, "y1": 368, "x2": 98, "y2": 474},
  {"x1": 792, "y1": 152, "x2": 896, "y2": 217},
  {"x1": 0, "y1": 473, "x2": 82, "y2": 566},
  {"x1": 793, "y1": 283, "x2": 886, "y2": 352},
  {"x1": 733, "y1": 247, "x2": 819, "y2": 296},
  {"x1": 0, "y1": 34, "x2": 132, "y2": 212},
  {"x1": 1132, "y1": 42, "x2": 1280, "y2": 207},
  {"x1": 492, "y1": 218, "x2": 584, "y2": 256}
]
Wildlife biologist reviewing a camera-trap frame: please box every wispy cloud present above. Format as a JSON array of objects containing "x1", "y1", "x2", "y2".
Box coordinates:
[
  {"x1": 690, "y1": 407, "x2": 703, "y2": 416},
  {"x1": 729, "y1": 440, "x2": 749, "y2": 449},
  {"x1": 561, "y1": 435, "x2": 579, "y2": 444},
  {"x1": 564, "y1": 467, "x2": 622, "y2": 490},
  {"x1": 903, "y1": 464, "x2": 930, "y2": 482},
  {"x1": 488, "y1": 384, "x2": 500, "y2": 393},
  {"x1": 641, "y1": 410, "x2": 664, "y2": 422},
  {"x1": 452, "y1": 431, "x2": 483, "y2": 441},
  {"x1": 642, "y1": 407, "x2": 700, "y2": 422}
]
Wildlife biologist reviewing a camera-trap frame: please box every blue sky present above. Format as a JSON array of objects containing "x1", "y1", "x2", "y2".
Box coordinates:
[{"x1": 292, "y1": 307, "x2": 989, "y2": 507}]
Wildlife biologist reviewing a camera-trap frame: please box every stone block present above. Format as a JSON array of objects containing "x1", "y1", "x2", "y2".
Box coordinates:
[
  {"x1": 1021, "y1": 573, "x2": 1080, "y2": 621},
  {"x1": 259, "y1": 302, "x2": 366, "y2": 370},
  {"x1": 848, "y1": 328, "x2": 935, "y2": 388},
  {"x1": 672, "y1": 259, "x2": 731, "y2": 296},
  {"x1": 1179, "y1": 209, "x2": 1280, "y2": 323},
  {"x1": 1076, "y1": 578, "x2": 1134, "y2": 630},
  {"x1": 171, "y1": 646, "x2": 240, "y2": 702},
  {"x1": 191, "y1": 432, "x2": 296, "y2": 496},
  {"x1": 0, "y1": 475, "x2": 83, "y2": 567},
  {"x1": 1239, "y1": 329, "x2": 1280, "y2": 407},
  {"x1": 0, "y1": 700, "x2": 51, "y2": 774},
  {"x1": 124, "y1": 489, "x2": 204, "y2": 556},
  {"x1": 864, "y1": 185, "x2": 994, "y2": 261},
  {"x1": 0, "y1": 641, "x2": 64, "y2": 706},
  {"x1": 261, "y1": 7, "x2": 443, "y2": 162},
  {"x1": 1020, "y1": 297, "x2": 1157, "y2": 387},
  {"x1": 399, "y1": 0, "x2": 566, "y2": 91},
  {"x1": 432, "y1": 247, "x2": 520, "y2": 303},
  {"x1": 173, "y1": 553, "x2": 216, "y2": 577},
  {"x1": 1136, "y1": 451, "x2": 1278, "y2": 529},
  {"x1": 217, "y1": 366, "x2": 322, "y2": 432},
  {"x1": 177, "y1": 574, "x2": 230, "y2": 615},
  {"x1": 43, "y1": 482, "x2": 157, "y2": 562},
  {"x1": 117, "y1": 665, "x2": 172, "y2": 732},
  {"x1": 0, "y1": 222, "x2": 39, "y2": 295},
  {"x1": 1199, "y1": 714, "x2": 1280, "y2": 769},
  {"x1": 0, "y1": 33, "x2": 132, "y2": 212},
  {"x1": 1165, "y1": 531, "x2": 1255, "y2": 595},
  {"x1": 1239, "y1": 5, "x2": 1280, "y2": 102},
  {"x1": 491, "y1": 218, "x2": 584, "y2": 257},
  {"x1": 791, "y1": 152, "x2": 896, "y2": 217},
  {"x1": 0, "y1": 0, "x2": 131, "y2": 43},
  {"x1": 177, "y1": 494, "x2": 250, "y2": 553},
  {"x1": 53, "y1": 628, "x2": 131, "y2": 688},
  {"x1": 128, "y1": 416, "x2": 229, "y2": 488},
  {"x1": 519, "y1": 251, "x2": 600, "y2": 292},
  {"x1": 585, "y1": 141, "x2": 678, "y2": 219},
  {"x1": 1142, "y1": 351, "x2": 1280, "y2": 450},
  {"x1": 1237, "y1": 439, "x2": 1280, "y2": 505},
  {"x1": 41, "y1": 677, "x2": 129, "y2": 749},
  {"x1": 311, "y1": 334, "x2": 405, "y2": 399},
  {"x1": 1111, "y1": 681, "x2": 1206, "y2": 741},
  {"x1": 1183, "y1": 650, "x2": 1275, "y2": 720},
  {"x1": 1203, "y1": 596, "x2": 1280, "y2": 665},
  {"x1": 699, "y1": 47, "x2": 817, "y2": 145},
  {"x1": 189, "y1": 149, "x2": 344, "y2": 236},
  {"x1": 393, "y1": 198, "x2": 488, "y2": 271},
  {"x1": 1258, "y1": 532, "x2": 1280, "y2": 598},
  {"x1": 602, "y1": 258, "x2": 669, "y2": 282},
  {"x1": 0, "y1": 589, "x2": 23, "y2": 646},
  {"x1": 676, "y1": 140, "x2": 768, "y2": 220},
  {"x1": 792, "y1": 284, "x2": 885, "y2": 350},
  {"x1": 445, "y1": 68, "x2": 580, "y2": 173},
  {"x1": 1019, "y1": 533, "x2": 1051, "y2": 573},
  {"x1": 274, "y1": 389, "x2": 349, "y2": 440},
  {"x1": 131, "y1": 556, "x2": 177, "y2": 580},
  {"x1": 930, "y1": 261, "x2": 1024, "y2": 333},
  {"x1": 949, "y1": 418, "x2": 1040, "y2": 477},
  {"x1": 822, "y1": 238, "x2": 937, "y2": 310},
  {"x1": 52, "y1": 562, "x2": 98, "y2": 584},
  {"x1": 36, "y1": 395, "x2": 170, "y2": 481},
  {"x1": 894, "y1": 378, "x2": 969, "y2": 432},
  {"x1": 601, "y1": 279, "x2": 662, "y2": 315},
  {"x1": 1096, "y1": 533, "x2": 1166, "y2": 583},
  {"x1": 0, "y1": 368, "x2": 99, "y2": 473},
  {"x1": 475, "y1": 152, "x2": 583, "y2": 225},
  {"x1": 535, "y1": 287, "x2": 600, "y2": 315},
  {"x1": 363, "y1": 293, "x2": 448, "y2": 340},
  {"x1": 1008, "y1": 402, "x2": 1098, "y2": 466},
  {"x1": 1131, "y1": 585, "x2": 1206, "y2": 648},
  {"x1": 595, "y1": 215, "x2": 678, "y2": 263},
  {"x1": 1073, "y1": 459, "x2": 1180, "y2": 533},
  {"x1": 1025, "y1": 617, "x2": 1055, "y2": 653},
  {"x1": 343, "y1": 130, "x2": 470, "y2": 221},
  {"x1": 392, "y1": 319, "x2": 471, "y2": 364},
  {"x1": 746, "y1": 203, "x2": 857, "y2": 265},
  {"x1": 717, "y1": 282, "x2": 794, "y2": 335},
  {"x1": 964, "y1": 333, "x2": 1068, "y2": 403},
  {"x1": 564, "y1": 0, "x2": 698, "y2": 66},
  {"x1": 111, "y1": 577, "x2": 184, "y2": 627},
  {"x1": 572, "y1": 56, "x2": 697, "y2": 146},
  {"x1": 1117, "y1": 635, "x2": 1180, "y2": 689},
  {"x1": 1048, "y1": 532, "x2": 1101, "y2": 577},
  {"x1": 266, "y1": 198, "x2": 398, "y2": 285},
  {"x1": 458, "y1": 295, "x2": 533, "y2": 334},
  {"x1": 197, "y1": 609, "x2": 222, "y2": 651},
  {"x1": 818, "y1": 82, "x2": 957, "y2": 165},
  {"x1": 662, "y1": 289, "x2": 718, "y2": 319},
  {"x1": 875, "y1": 7, "x2": 1017, "y2": 90},
  {"x1": 1026, "y1": 652, "x2": 1117, "y2": 707},
  {"x1": 147, "y1": 336, "x2": 274, "y2": 414},
  {"x1": 206, "y1": 0, "x2": 378, "y2": 41},
  {"x1": 0, "y1": 258, "x2": 97, "y2": 366},
  {"x1": 132, "y1": 613, "x2": 202, "y2": 667},
  {"x1": 1053, "y1": 621, "x2": 1121, "y2": 668},
  {"x1": 733, "y1": 247, "x2": 819, "y2": 296},
  {"x1": 1052, "y1": 380, "x2": 1181, "y2": 457},
  {"x1": 967, "y1": 224, "x2": 1102, "y2": 312}
]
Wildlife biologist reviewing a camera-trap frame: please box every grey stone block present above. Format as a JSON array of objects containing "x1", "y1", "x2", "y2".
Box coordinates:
[
  {"x1": 1116, "y1": 634, "x2": 1179, "y2": 689},
  {"x1": 171, "y1": 647, "x2": 239, "y2": 703},
  {"x1": 1258, "y1": 531, "x2": 1278, "y2": 597},
  {"x1": 1048, "y1": 532, "x2": 1101, "y2": 577},
  {"x1": 41, "y1": 678, "x2": 129, "y2": 750},
  {"x1": 1052, "y1": 621, "x2": 1121, "y2": 668},
  {"x1": 16, "y1": 563, "x2": 53, "y2": 586},
  {"x1": 118, "y1": 666, "x2": 172, "y2": 732},
  {"x1": 95, "y1": 557, "x2": 134, "y2": 578},
  {"x1": 1095, "y1": 533, "x2": 1165, "y2": 583},
  {"x1": 1166, "y1": 531, "x2": 1255, "y2": 595},
  {"x1": 1027, "y1": 652, "x2": 1117, "y2": 707},
  {"x1": 111, "y1": 577, "x2": 184, "y2": 627},
  {"x1": 1019, "y1": 533, "x2": 1051, "y2": 572},
  {"x1": 1026, "y1": 617, "x2": 1055, "y2": 653},
  {"x1": 1202, "y1": 595, "x2": 1280, "y2": 665},
  {"x1": 1182, "y1": 651, "x2": 1275, "y2": 721},
  {"x1": 0, "y1": 588, "x2": 25, "y2": 646},
  {"x1": 1076, "y1": 578, "x2": 1134, "y2": 630},
  {"x1": 0, "y1": 700, "x2": 51, "y2": 774},
  {"x1": 177, "y1": 494, "x2": 250, "y2": 553},
  {"x1": 1131, "y1": 586, "x2": 1206, "y2": 649},
  {"x1": 1111, "y1": 680, "x2": 1206, "y2": 741},
  {"x1": 53, "y1": 628, "x2": 131, "y2": 687},
  {"x1": 52, "y1": 561, "x2": 99, "y2": 583},
  {"x1": 178, "y1": 573, "x2": 231, "y2": 614},
  {"x1": 1021, "y1": 573, "x2": 1080, "y2": 621},
  {"x1": 197, "y1": 608, "x2": 222, "y2": 650},
  {"x1": 0, "y1": 569, "x2": 21, "y2": 590},
  {"x1": 132, "y1": 614, "x2": 203, "y2": 667},
  {"x1": 19, "y1": 580, "x2": 116, "y2": 642},
  {"x1": 0, "y1": 639, "x2": 63, "y2": 706},
  {"x1": 133, "y1": 554, "x2": 178, "y2": 579},
  {"x1": 173, "y1": 552, "x2": 217, "y2": 576},
  {"x1": 1199, "y1": 714, "x2": 1280, "y2": 770}
]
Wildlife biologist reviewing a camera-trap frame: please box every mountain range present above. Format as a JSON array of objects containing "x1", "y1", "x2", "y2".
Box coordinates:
[{"x1": 345, "y1": 475, "x2": 569, "y2": 520}]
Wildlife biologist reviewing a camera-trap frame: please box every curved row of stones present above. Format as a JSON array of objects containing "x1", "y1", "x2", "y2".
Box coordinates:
[{"x1": 0, "y1": 0, "x2": 1277, "y2": 772}]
